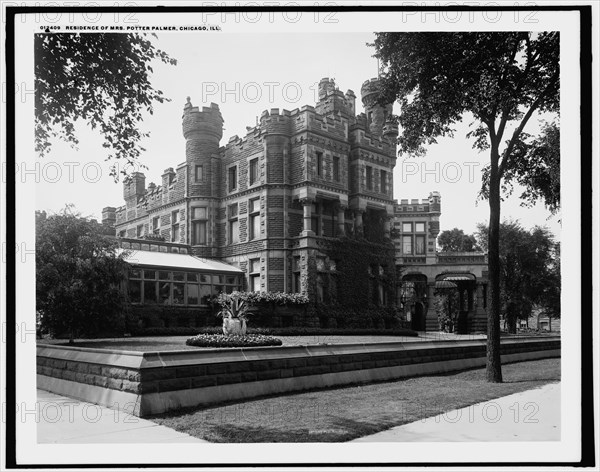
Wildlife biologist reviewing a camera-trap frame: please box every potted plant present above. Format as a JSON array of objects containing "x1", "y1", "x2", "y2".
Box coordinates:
[{"x1": 215, "y1": 292, "x2": 248, "y2": 335}]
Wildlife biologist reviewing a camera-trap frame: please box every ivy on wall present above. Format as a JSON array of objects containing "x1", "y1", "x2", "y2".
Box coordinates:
[{"x1": 308, "y1": 236, "x2": 400, "y2": 328}]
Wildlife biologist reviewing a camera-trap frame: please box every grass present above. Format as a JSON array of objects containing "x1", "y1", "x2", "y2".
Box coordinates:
[
  {"x1": 38, "y1": 331, "x2": 557, "y2": 351},
  {"x1": 150, "y1": 357, "x2": 560, "y2": 442},
  {"x1": 38, "y1": 333, "x2": 440, "y2": 351}
]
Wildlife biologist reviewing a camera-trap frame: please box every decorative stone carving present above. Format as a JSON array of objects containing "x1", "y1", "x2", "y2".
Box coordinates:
[{"x1": 222, "y1": 318, "x2": 247, "y2": 336}]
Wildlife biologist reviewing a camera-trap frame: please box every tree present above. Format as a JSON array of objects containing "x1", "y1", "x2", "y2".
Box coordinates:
[
  {"x1": 475, "y1": 221, "x2": 558, "y2": 334},
  {"x1": 35, "y1": 33, "x2": 177, "y2": 180},
  {"x1": 372, "y1": 32, "x2": 559, "y2": 382},
  {"x1": 437, "y1": 228, "x2": 481, "y2": 252},
  {"x1": 36, "y1": 206, "x2": 128, "y2": 342},
  {"x1": 539, "y1": 242, "x2": 561, "y2": 321}
]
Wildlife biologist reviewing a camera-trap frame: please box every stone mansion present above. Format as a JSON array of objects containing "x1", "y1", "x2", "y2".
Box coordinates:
[{"x1": 102, "y1": 77, "x2": 488, "y2": 332}]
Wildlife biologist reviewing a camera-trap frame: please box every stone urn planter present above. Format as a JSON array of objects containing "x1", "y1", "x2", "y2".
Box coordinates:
[{"x1": 222, "y1": 317, "x2": 247, "y2": 335}]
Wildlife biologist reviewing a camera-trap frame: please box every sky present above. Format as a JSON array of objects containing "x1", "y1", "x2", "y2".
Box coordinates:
[{"x1": 34, "y1": 30, "x2": 562, "y2": 239}]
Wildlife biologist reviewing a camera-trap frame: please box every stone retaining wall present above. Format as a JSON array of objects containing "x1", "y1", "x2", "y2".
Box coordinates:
[{"x1": 37, "y1": 337, "x2": 560, "y2": 417}]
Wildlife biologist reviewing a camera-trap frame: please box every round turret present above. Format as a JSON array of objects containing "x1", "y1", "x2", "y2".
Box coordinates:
[
  {"x1": 182, "y1": 98, "x2": 224, "y2": 143},
  {"x1": 360, "y1": 78, "x2": 393, "y2": 136},
  {"x1": 428, "y1": 191, "x2": 441, "y2": 213},
  {"x1": 182, "y1": 98, "x2": 224, "y2": 198}
]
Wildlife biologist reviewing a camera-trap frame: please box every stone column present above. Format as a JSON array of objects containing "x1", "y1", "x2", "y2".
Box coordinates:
[
  {"x1": 301, "y1": 198, "x2": 314, "y2": 236},
  {"x1": 337, "y1": 204, "x2": 346, "y2": 236},
  {"x1": 354, "y1": 209, "x2": 364, "y2": 236},
  {"x1": 383, "y1": 216, "x2": 391, "y2": 239}
]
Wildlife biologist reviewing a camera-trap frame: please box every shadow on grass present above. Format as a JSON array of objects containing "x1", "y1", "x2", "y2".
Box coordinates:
[
  {"x1": 204, "y1": 417, "x2": 386, "y2": 443},
  {"x1": 502, "y1": 378, "x2": 560, "y2": 384},
  {"x1": 58, "y1": 340, "x2": 184, "y2": 349}
]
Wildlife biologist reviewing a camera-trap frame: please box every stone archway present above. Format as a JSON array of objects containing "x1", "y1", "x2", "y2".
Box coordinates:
[
  {"x1": 411, "y1": 301, "x2": 426, "y2": 331},
  {"x1": 400, "y1": 273, "x2": 428, "y2": 330},
  {"x1": 435, "y1": 273, "x2": 477, "y2": 334}
]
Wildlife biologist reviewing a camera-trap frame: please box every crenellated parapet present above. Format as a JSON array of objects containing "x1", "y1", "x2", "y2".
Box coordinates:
[
  {"x1": 315, "y1": 77, "x2": 356, "y2": 119},
  {"x1": 123, "y1": 171, "x2": 146, "y2": 205},
  {"x1": 182, "y1": 98, "x2": 223, "y2": 143}
]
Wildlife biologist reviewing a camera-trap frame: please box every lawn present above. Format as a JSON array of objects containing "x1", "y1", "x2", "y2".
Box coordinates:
[
  {"x1": 38, "y1": 332, "x2": 498, "y2": 351},
  {"x1": 150, "y1": 357, "x2": 560, "y2": 442}
]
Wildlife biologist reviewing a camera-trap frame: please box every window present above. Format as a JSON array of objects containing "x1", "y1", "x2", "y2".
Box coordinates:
[
  {"x1": 191, "y1": 207, "x2": 207, "y2": 245},
  {"x1": 136, "y1": 224, "x2": 144, "y2": 238},
  {"x1": 143, "y1": 281, "x2": 157, "y2": 304},
  {"x1": 402, "y1": 235, "x2": 413, "y2": 255},
  {"x1": 187, "y1": 284, "x2": 199, "y2": 305},
  {"x1": 128, "y1": 280, "x2": 141, "y2": 303},
  {"x1": 228, "y1": 203, "x2": 239, "y2": 244},
  {"x1": 130, "y1": 269, "x2": 240, "y2": 307},
  {"x1": 293, "y1": 257, "x2": 301, "y2": 293},
  {"x1": 152, "y1": 216, "x2": 160, "y2": 235},
  {"x1": 118, "y1": 230, "x2": 126, "y2": 238},
  {"x1": 415, "y1": 222, "x2": 426, "y2": 232},
  {"x1": 195, "y1": 165, "x2": 204, "y2": 182},
  {"x1": 316, "y1": 274, "x2": 324, "y2": 302},
  {"x1": 249, "y1": 198, "x2": 260, "y2": 240},
  {"x1": 228, "y1": 166, "x2": 237, "y2": 192},
  {"x1": 171, "y1": 210, "x2": 180, "y2": 243},
  {"x1": 333, "y1": 156, "x2": 340, "y2": 182},
  {"x1": 366, "y1": 166, "x2": 373, "y2": 190},
  {"x1": 415, "y1": 235, "x2": 426, "y2": 255},
  {"x1": 173, "y1": 283, "x2": 185, "y2": 304},
  {"x1": 380, "y1": 170, "x2": 387, "y2": 193},
  {"x1": 402, "y1": 222, "x2": 412, "y2": 233},
  {"x1": 249, "y1": 158, "x2": 258, "y2": 185},
  {"x1": 249, "y1": 258, "x2": 260, "y2": 292},
  {"x1": 316, "y1": 151, "x2": 323, "y2": 177}
]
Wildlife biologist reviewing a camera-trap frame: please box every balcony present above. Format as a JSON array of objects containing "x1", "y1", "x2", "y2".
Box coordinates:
[{"x1": 436, "y1": 252, "x2": 488, "y2": 264}]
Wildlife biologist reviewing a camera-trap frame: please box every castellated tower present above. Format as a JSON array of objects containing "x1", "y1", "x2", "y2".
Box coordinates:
[
  {"x1": 315, "y1": 77, "x2": 356, "y2": 119},
  {"x1": 361, "y1": 78, "x2": 393, "y2": 136},
  {"x1": 123, "y1": 172, "x2": 146, "y2": 206},
  {"x1": 383, "y1": 121, "x2": 399, "y2": 156},
  {"x1": 428, "y1": 191, "x2": 442, "y2": 241},
  {"x1": 182, "y1": 97, "x2": 224, "y2": 197}
]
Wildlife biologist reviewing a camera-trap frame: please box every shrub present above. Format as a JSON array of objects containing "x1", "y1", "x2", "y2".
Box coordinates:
[
  {"x1": 129, "y1": 326, "x2": 417, "y2": 337},
  {"x1": 129, "y1": 326, "x2": 418, "y2": 337},
  {"x1": 186, "y1": 333, "x2": 283, "y2": 348}
]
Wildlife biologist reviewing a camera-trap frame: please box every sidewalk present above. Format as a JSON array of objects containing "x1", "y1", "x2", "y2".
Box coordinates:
[
  {"x1": 37, "y1": 390, "x2": 207, "y2": 443},
  {"x1": 38, "y1": 382, "x2": 560, "y2": 443},
  {"x1": 352, "y1": 382, "x2": 560, "y2": 442}
]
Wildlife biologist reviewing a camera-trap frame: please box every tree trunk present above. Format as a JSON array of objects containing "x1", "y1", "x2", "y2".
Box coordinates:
[
  {"x1": 506, "y1": 316, "x2": 517, "y2": 334},
  {"x1": 486, "y1": 149, "x2": 503, "y2": 382}
]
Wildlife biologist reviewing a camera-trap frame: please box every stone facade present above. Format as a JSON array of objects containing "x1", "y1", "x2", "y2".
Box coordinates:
[
  {"x1": 104, "y1": 78, "x2": 399, "y2": 305},
  {"x1": 103, "y1": 76, "x2": 488, "y2": 331}
]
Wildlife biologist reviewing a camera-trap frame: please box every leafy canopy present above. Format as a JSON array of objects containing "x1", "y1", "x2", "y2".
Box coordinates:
[
  {"x1": 481, "y1": 121, "x2": 560, "y2": 214},
  {"x1": 475, "y1": 220, "x2": 560, "y2": 332},
  {"x1": 373, "y1": 32, "x2": 560, "y2": 211},
  {"x1": 373, "y1": 32, "x2": 559, "y2": 156},
  {"x1": 36, "y1": 206, "x2": 129, "y2": 341},
  {"x1": 437, "y1": 228, "x2": 481, "y2": 252},
  {"x1": 35, "y1": 33, "x2": 177, "y2": 180}
]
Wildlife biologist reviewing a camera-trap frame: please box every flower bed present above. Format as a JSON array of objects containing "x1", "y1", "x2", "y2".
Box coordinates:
[{"x1": 185, "y1": 333, "x2": 283, "y2": 348}]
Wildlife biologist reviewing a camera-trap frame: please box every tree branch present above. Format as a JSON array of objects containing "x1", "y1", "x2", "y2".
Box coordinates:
[{"x1": 498, "y1": 71, "x2": 558, "y2": 177}]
